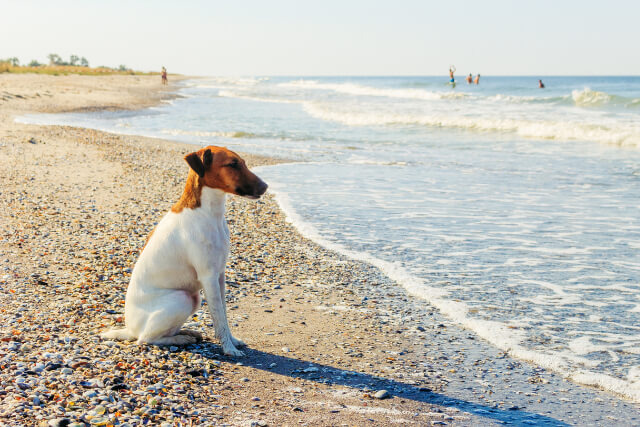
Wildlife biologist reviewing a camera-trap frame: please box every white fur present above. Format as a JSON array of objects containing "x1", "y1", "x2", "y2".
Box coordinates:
[{"x1": 102, "y1": 187, "x2": 245, "y2": 356}]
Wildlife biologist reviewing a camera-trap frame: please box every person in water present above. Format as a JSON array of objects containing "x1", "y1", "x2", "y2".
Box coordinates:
[
  {"x1": 538, "y1": 79, "x2": 545, "y2": 88},
  {"x1": 474, "y1": 74, "x2": 480, "y2": 84},
  {"x1": 449, "y1": 66, "x2": 455, "y2": 83},
  {"x1": 466, "y1": 73, "x2": 473, "y2": 84}
]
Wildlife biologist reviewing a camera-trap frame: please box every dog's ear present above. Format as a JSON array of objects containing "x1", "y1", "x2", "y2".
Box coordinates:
[
  {"x1": 185, "y1": 151, "x2": 205, "y2": 177},
  {"x1": 203, "y1": 148, "x2": 213, "y2": 169}
]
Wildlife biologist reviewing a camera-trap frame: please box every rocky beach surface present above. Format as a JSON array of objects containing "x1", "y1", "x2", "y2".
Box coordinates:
[{"x1": 1, "y1": 74, "x2": 639, "y2": 426}]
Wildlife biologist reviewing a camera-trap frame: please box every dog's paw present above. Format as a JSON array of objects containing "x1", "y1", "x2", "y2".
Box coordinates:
[
  {"x1": 174, "y1": 335, "x2": 198, "y2": 345},
  {"x1": 223, "y1": 344, "x2": 245, "y2": 357},
  {"x1": 231, "y1": 335, "x2": 246, "y2": 347},
  {"x1": 169, "y1": 334, "x2": 198, "y2": 345},
  {"x1": 180, "y1": 329, "x2": 203, "y2": 342}
]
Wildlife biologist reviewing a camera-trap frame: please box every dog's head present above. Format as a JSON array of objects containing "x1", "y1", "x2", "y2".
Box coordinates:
[{"x1": 184, "y1": 146, "x2": 268, "y2": 199}]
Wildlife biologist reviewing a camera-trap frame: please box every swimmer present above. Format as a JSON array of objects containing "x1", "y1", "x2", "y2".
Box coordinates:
[
  {"x1": 449, "y1": 66, "x2": 456, "y2": 83},
  {"x1": 466, "y1": 73, "x2": 473, "y2": 84},
  {"x1": 539, "y1": 79, "x2": 545, "y2": 88},
  {"x1": 474, "y1": 74, "x2": 480, "y2": 84}
]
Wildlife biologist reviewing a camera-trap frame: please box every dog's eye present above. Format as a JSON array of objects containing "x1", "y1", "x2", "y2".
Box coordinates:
[{"x1": 225, "y1": 161, "x2": 239, "y2": 169}]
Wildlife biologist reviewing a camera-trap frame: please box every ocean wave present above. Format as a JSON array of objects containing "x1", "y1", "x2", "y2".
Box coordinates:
[
  {"x1": 190, "y1": 77, "x2": 270, "y2": 89},
  {"x1": 280, "y1": 80, "x2": 640, "y2": 109},
  {"x1": 217, "y1": 90, "x2": 299, "y2": 104},
  {"x1": 571, "y1": 88, "x2": 640, "y2": 108},
  {"x1": 160, "y1": 128, "x2": 258, "y2": 138},
  {"x1": 487, "y1": 93, "x2": 567, "y2": 104},
  {"x1": 303, "y1": 103, "x2": 640, "y2": 148},
  {"x1": 572, "y1": 88, "x2": 614, "y2": 106},
  {"x1": 279, "y1": 80, "x2": 469, "y2": 100},
  {"x1": 258, "y1": 168, "x2": 640, "y2": 402}
]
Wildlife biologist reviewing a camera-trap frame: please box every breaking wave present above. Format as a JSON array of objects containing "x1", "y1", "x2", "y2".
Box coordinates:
[
  {"x1": 279, "y1": 80, "x2": 469, "y2": 100},
  {"x1": 303, "y1": 103, "x2": 640, "y2": 148},
  {"x1": 160, "y1": 128, "x2": 258, "y2": 138}
]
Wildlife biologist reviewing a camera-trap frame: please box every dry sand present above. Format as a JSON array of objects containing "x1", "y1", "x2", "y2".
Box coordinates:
[{"x1": 0, "y1": 74, "x2": 639, "y2": 426}]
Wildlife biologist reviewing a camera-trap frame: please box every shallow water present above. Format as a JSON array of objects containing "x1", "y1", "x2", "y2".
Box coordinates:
[{"x1": 18, "y1": 75, "x2": 640, "y2": 401}]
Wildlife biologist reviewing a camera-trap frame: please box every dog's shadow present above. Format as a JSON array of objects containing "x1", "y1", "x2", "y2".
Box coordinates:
[{"x1": 186, "y1": 343, "x2": 569, "y2": 426}]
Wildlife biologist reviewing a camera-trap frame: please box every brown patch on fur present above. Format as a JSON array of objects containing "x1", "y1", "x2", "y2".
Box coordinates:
[{"x1": 171, "y1": 171, "x2": 203, "y2": 213}]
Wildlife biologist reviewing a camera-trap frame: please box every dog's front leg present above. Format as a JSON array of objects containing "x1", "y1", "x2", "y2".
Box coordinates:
[
  {"x1": 219, "y1": 272, "x2": 245, "y2": 348},
  {"x1": 201, "y1": 273, "x2": 244, "y2": 357}
]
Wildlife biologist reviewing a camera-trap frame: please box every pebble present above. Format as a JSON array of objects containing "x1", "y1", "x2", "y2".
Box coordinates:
[{"x1": 373, "y1": 390, "x2": 390, "y2": 399}]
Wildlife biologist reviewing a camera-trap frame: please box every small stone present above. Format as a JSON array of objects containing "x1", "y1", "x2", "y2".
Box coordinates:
[
  {"x1": 240, "y1": 377, "x2": 250, "y2": 382},
  {"x1": 281, "y1": 347, "x2": 290, "y2": 353},
  {"x1": 61, "y1": 367, "x2": 73, "y2": 375},
  {"x1": 373, "y1": 390, "x2": 390, "y2": 399},
  {"x1": 83, "y1": 390, "x2": 98, "y2": 399},
  {"x1": 169, "y1": 346, "x2": 178, "y2": 352}
]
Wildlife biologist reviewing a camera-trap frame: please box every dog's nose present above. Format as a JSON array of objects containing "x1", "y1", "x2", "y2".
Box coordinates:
[{"x1": 256, "y1": 180, "x2": 268, "y2": 196}]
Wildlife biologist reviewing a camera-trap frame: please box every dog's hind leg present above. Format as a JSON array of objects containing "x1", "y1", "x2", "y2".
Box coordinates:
[
  {"x1": 140, "y1": 333, "x2": 198, "y2": 346},
  {"x1": 135, "y1": 290, "x2": 199, "y2": 346},
  {"x1": 101, "y1": 328, "x2": 135, "y2": 341},
  {"x1": 178, "y1": 329, "x2": 203, "y2": 341}
]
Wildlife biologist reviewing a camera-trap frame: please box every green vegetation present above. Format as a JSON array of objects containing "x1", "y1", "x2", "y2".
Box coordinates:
[{"x1": 0, "y1": 53, "x2": 157, "y2": 76}]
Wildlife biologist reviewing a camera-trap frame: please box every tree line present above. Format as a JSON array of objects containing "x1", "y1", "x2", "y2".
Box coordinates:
[{"x1": 2, "y1": 54, "x2": 89, "y2": 68}]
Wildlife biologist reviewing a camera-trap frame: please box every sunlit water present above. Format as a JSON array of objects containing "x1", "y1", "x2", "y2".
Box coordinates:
[{"x1": 18, "y1": 76, "x2": 640, "y2": 401}]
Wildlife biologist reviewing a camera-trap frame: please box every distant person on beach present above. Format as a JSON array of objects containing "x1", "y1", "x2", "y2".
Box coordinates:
[
  {"x1": 466, "y1": 73, "x2": 473, "y2": 84},
  {"x1": 161, "y1": 67, "x2": 168, "y2": 85},
  {"x1": 474, "y1": 74, "x2": 480, "y2": 84},
  {"x1": 538, "y1": 79, "x2": 545, "y2": 88},
  {"x1": 449, "y1": 66, "x2": 456, "y2": 83}
]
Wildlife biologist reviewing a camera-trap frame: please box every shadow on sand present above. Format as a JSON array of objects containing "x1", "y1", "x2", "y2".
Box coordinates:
[{"x1": 187, "y1": 343, "x2": 569, "y2": 426}]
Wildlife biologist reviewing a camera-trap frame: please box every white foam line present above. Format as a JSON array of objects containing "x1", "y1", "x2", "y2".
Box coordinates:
[{"x1": 257, "y1": 165, "x2": 640, "y2": 403}]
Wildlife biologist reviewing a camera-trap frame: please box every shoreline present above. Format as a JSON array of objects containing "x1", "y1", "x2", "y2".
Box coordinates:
[{"x1": 0, "y1": 74, "x2": 638, "y2": 426}]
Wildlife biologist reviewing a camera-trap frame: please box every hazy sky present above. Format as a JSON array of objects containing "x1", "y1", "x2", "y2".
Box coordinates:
[{"x1": 3, "y1": 0, "x2": 639, "y2": 76}]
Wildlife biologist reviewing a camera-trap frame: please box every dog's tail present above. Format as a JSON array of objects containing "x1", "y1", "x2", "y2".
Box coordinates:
[{"x1": 101, "y1": 328, "x2": 135, "y2": 341}]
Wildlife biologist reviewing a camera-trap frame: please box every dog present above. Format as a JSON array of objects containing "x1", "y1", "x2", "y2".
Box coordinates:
[{"x1": 102, "y1": 146, "x2": 267, "y2": 356}]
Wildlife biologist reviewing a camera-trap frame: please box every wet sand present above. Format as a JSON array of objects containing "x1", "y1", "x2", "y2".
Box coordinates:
[{"x1": 0, "y1": 74, "x2": 639, "y2": 426}]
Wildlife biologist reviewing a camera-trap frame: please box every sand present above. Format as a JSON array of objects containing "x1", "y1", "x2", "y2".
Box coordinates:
[{"x1": 0, "y1": 73, "x2": 639, "y2": 426}]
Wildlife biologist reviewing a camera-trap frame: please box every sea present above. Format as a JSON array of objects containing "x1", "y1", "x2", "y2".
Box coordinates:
[{"x1": 18, "y1": 75, "x2": 640, "y2": 402}]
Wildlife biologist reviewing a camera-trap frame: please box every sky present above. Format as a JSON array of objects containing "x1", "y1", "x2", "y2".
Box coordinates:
[{"x1": 2, "y1": 0, "x2": 639, "y2": 76}]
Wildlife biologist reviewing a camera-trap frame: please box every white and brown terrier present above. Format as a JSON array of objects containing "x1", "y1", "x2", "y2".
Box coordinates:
[{"x1": 102, "y1": 146, "x2": 267, "y2": 356}]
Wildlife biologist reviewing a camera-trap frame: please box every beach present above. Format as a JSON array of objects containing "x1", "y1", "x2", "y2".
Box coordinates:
[{"x1": 1, "y1": 74, "x2": 639, "y2": 427}]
